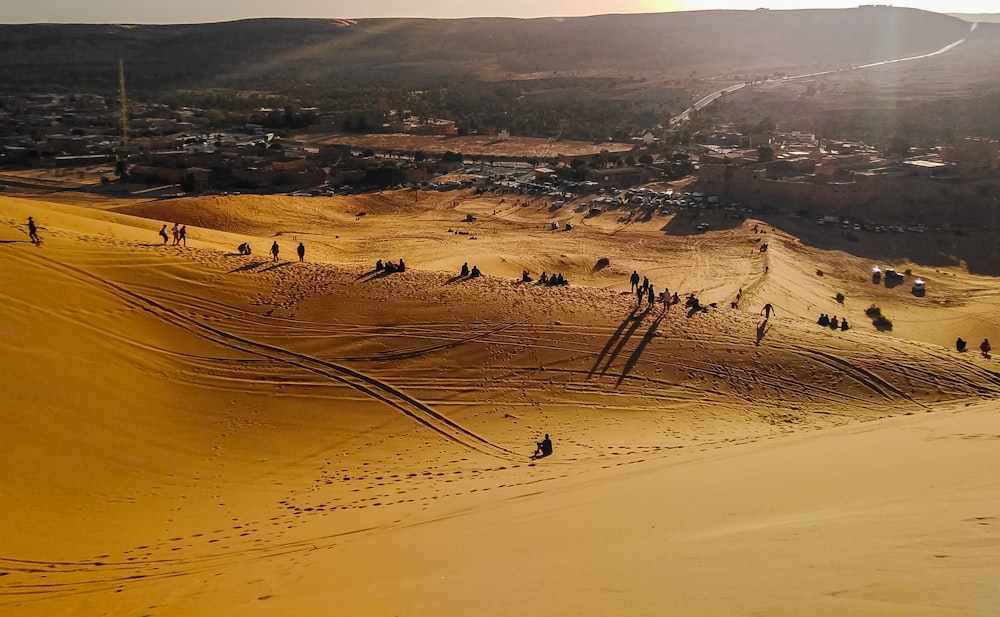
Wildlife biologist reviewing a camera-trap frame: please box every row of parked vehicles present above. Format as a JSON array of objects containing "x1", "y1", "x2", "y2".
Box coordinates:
[{"x1": 872, "y1": 265, "x2": 925, "y2": 295}]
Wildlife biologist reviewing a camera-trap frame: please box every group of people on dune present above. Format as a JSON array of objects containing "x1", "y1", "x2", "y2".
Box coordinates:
[
  {"x1": 630, "y1": 270, "x2": 678, "y2": 309},
  {"x1": 818, "y1": 313, "x2": 848, "y2": 331},
  {"x1": 158, "y1": 222, "x2": 187, "y2": 246},
  {"x1": 956, "y1": 337, "x2": 991, "y2": 358}
]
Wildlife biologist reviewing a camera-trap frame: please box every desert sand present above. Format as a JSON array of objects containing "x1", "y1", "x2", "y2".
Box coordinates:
[{"x1": 1, "y1": 187, "x2": 998, "y2": 616}]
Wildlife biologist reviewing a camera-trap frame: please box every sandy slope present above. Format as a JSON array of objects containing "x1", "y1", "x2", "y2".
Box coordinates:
[{"x1": 1, "y1": 193, "x2": 998, "y2": 616}]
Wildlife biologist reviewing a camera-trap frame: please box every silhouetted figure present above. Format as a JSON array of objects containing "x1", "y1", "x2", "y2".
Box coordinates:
[
  {"x1": 297, "y1": 242, "x2": 305, "y2": 262},
  {"x1": 179, "y1": 225, "x2": 187, "y2": 247},
  {"x1": 538, "y1": 271, "x2": 548, "y2": 284},
  {"x1": 521, "y1": 269, "x2": 532, "y2": 283},
  {"x1": 956, "y1": 338, "x2": 967, "y2": 352},
  {"x1": 238, "y1": 242, "x2": 252, "y2": 255},
  {"x1": 637, "y1": 286, "x2": 644, "y2": 306},
  {"x1": 830, "y1": 316, "x2": 839, "y2": 329},
  {"x1": 641, "y1": 276, "x2": 649, "y2": 294},
  {"x1": 671, "y1": 292, "x2": 679, "y2": 305},
  {"x1": 470, "y1": 265, "x2": 481, "y2": 278},
  {"x1": 818, "y1": 313, "x2": 829, "y2": 327},
  {"x1": 533, "y1": 433, "x2": 553, "y2": 459},
  {"x1": 647, "y1": 285, "x2": 654, "y2": 307},
  {"x1": 376, "y1": 259, "x2": 384, "y2": 271},
  {"x1": 630, "y1": 270, "x2": 640, "y2": 292},
  {"x1": 981, "y1": 338, "x2": 992, "y2": 358},
  {"x1": 840, "y1": 319, "x2": 849, "y2": 331},
  {"x1": 270, "y1": 241, "x2": 279, "y2": 262},
  {"x1": 398, "y1": 259, "x2": 406, "y2": 272},
  {"x1": 27, "y1": 217, "x2": 40, "y2": 245},
  {"x1": 761, "y1": 303, "x2": 774, "y2": 319},
  {"x1": 171, "y1": 222, "x2": 180, "y2": 245},
  {"x1": 461, "y1": 262, "x2": 470, "y2": 276},
  {"x1": 159, "y1": 224, "x2": 169, "y2": 244}
]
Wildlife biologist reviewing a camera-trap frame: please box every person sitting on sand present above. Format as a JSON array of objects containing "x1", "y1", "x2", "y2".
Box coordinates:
[
  {"x1": 238, "y1": 242, "x2": 251, "y2": 255},
  {"x1": 521, "y1": 269, "x2": 532, "y2": 283},
  {"x1": 956, "y1": 338, "x2": 967, "y2": 352},
  {"x1": 981, "y1": 338, "x2": 992, "y2": 358},
  {"x1": 461, "y1": 262, "x2": 470, "y2": 277},
  {"x1": 398, "y1": 259, "x2": 406, "y2": 272},
  {"x1": 840, "y1": 318, "x2": 849, "y2": 331},
  {"x1": 533, "y1": 434, "x2": 553, "y2": 459},
  {"x1": 830, "y1": 315, "x2": 839, "y2": 329},
  {"x1": 384, "y1": 261, "x2": 398, "y2": 273},
  {"x1": 538, "y1": 272, "x2": 548, "y2": 284},
  {"x1": 470, "y1": 265, "x2": 481, "y2": 278},
  {"x1": 376, "y1": 259, "x2": 384, "y2": 271},
  {"x1": 818, "y1": 313, "x2": 829, "y2": 327},
  {"x1": 671, "y1": 292, "x2": 679, "y2": 305}
]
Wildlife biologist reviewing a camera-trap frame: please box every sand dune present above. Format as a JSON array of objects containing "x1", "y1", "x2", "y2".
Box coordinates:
[{"x1": 1, "y1": 192, "x2": 998, "y2": 615}]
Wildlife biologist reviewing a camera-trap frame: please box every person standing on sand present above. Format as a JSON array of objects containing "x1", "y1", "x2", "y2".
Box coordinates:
[
  {"x1": 270, "y1": 241, "x2": 280, "y2": 262},
  {"x1": 630, "y1": 270, "x2": 640, "y2": 292},
  {"x1": 179, "y1": 225, "x2": 187, "y2": 247},
  {"x1": 171, "y1": 223, "x2": 180, "y2": 245},
  {"x1": 761, "y1": 303, "x2": 774, "y2": 319},
  {"x1": 158, "y1": 224, "x2": 169, "y2": 244},
  {"x1": 981, "y1": 339, "x2": 992, "y2": 358},
  {"x1": 641, "y1": 276, "x2": 649, "y2": 294},
  {"x1": 647, "y1": 285, "x2": 655, "y2": 308},
  {"x1": 297, "y1": 242, "x2": 305, "y2": 262},
  {"x1": 636, "y1": 285, "x2": 643, "y2": 307},
  {"x1": 27, "y1": 217, "x2": 41, "y2": 245}
]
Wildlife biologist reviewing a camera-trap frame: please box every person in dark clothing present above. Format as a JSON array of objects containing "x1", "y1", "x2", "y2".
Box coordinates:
[
  {"x1": 641, "y1": 276, "x2": 649, "y2": 294},
  {"x1": 538, "y1": 272, "x2": 548, "y2": 284},
  {"x1": 398, "y1": 259, "x2": 406, "y2": 272},
  {"x1": 238, "y1": 242, "x2": 252, "y2": 255},
  {"x1": 533, "y1": 434, "x2": 553, "y2": 458},
  {"x1": 830, "y1": 315, "x2": 839, "y2": 329},
  {"x1": 461, "y1": 262, "x2": 470, "y2": 276},
  {"x1": 981, "y1": 338, "x2": 992, "y2": 358},
  {"x1": 297, "y1": 242, "x2": 305, "y2": 262},
  {"x1": 159, "y1": 224, "x2": 169, "y2": 244},
  {"x1": 956, "y1": 338, "x2": 967, "y2": 352},
  {"x1": 376, "y1": 259, "x2": 384, "y2": 271},
  {"x1": 270, "y1": 241, "x2": 279, "y2": 262},
  {"x1": 630, "y1": 270, "x2": 640, "y2": 292},
  {"x1": 637, "y1": 286, "x2": 644, "y2": 306},
  {"x1": 27, "y1": 217, "x2": 40, "y2": 245},
  {"x1": 840, "y1": 318, "x2": 849, "y2": 331},
  {"x1": 470, "y1": 265, "x2": 481, "y2": 278},
  {"x1": 647, "y1": 285, "x2": 654, "y2": 307},
  {"x1": 761, "y1": 303, "x2": 774, "y2": 319}
]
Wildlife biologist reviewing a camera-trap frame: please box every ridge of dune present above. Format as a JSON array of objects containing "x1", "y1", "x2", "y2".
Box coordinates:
[{"x1": 2, "y1": 193, "x2": 998, "y2": 616}]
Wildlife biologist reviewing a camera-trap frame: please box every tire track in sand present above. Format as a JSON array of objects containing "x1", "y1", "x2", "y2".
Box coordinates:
[{"x1": 5, "y1": 249, "x2": 521, "y2": 461}]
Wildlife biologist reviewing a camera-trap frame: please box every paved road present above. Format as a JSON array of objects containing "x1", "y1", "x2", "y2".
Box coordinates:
[{"x1": 671, "y1": 22, "x2": 979, "y2": 127}]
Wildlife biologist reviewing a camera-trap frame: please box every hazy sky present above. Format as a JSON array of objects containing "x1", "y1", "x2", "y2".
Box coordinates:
[{"x1": 0, "y1": 0, "x2": 993, "y2": 24}]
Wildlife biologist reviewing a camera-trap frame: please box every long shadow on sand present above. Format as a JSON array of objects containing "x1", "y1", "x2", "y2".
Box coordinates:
[
  {"x1": 229, "y1": 259, "x2": 268, "y2": 273},
  {"x1": 590, "y1": 305, "x2": 646, "y2": 378},
  {"x1": 617, "y1": 306, "x2": 667, "y2": 386},
  {"x1": 260, "y1": 261, "x2": 293, "y2": 273},
  {"x1": 755, "y1": 318, "x2": 772, "y2": 346}
]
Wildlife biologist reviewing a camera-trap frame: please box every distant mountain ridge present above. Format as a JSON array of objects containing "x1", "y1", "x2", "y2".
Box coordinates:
[{"x1": 0, "y1": 7, "x2": 973, "y2": 95}]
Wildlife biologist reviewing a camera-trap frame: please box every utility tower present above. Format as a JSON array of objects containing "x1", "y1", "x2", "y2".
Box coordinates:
[{"x1": 117, "y1": 59, "x2": 129, "y2": 167}]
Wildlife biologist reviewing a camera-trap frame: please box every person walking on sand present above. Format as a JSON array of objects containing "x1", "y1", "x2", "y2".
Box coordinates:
[
  {"x1": 630, "y1": 270, "x2": 640, "y2": 292},
  {"x1": 981, "y1": 338, "x2": 992, "y2": 358},
  {"x1": 171, "y1": 223, "x2": 180, "y2": 245},
  {"x1": 761, "y1": 303, "x2": 774, "y2": 319},
  {"x1": 647, "y1": 284, "x2": 655, "y2": 308},
  {"x1": 636, "y1": 285, "x2": 643, "y2": 307},
  {"x1": 641, "y1": 276, "x2": 649, "y2": 294},
  {"x1": 297, "y1": 242, "x2": 305, "y2": 262},
  {"x1": 179, "y1": 225, "x2": 187, "y2": 247},
  {"x1": 158, "y1": 224, "x2": 169, "y2": 244},
  {"x1": 27, "y1": 216, "x2": 41, "y2": 245},
  {"x1": 270, "y1": 241, "x2": 280, "y2": 262}
]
